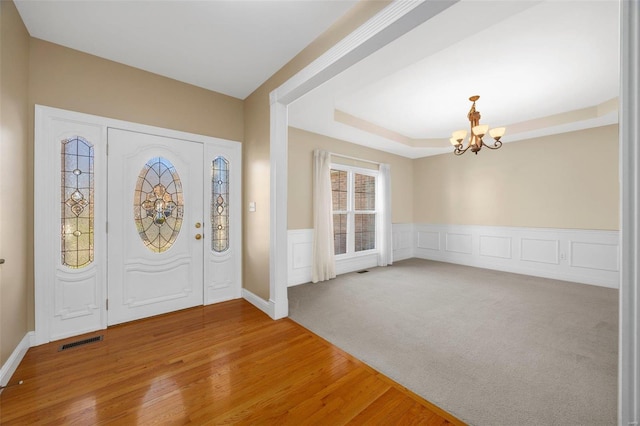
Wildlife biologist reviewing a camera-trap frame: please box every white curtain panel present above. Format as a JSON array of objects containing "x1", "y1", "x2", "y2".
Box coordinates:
[
  {"x1": 312, "y1": 149, "x2": 336, "y2": 283},
  {"x1": 377, "y1": 163, "x2": 393, "y2": 266}
]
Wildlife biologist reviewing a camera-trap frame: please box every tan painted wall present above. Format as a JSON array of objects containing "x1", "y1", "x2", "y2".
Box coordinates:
[
  {"x1": 25, "y1": 39, "x2": 244, "y2": 331},
  {"x1": 413, "y1": 125, "x2": 619, "y2": 230},
  {"x1": 29, "y1": 39, "x2": 244, "y2": 142},
  {"x1": 288, "y1": 127, "x2": 413, "y2": 230},
  {"x1": 0, "y1": 0, "x2": 31, "y2": 365},
  {"x1": 242, "y1": 1, "x2": 391, "y2": 299}
]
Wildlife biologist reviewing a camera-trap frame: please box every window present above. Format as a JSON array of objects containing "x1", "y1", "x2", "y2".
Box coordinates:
[{"x1": 331, "y1": 166, "x2": 377, "y2": 256}]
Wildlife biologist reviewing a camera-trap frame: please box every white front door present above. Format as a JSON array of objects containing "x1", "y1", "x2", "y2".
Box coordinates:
[
  {"x1": 107, "y1": 128, "x2": 204, "y2": 325},
  {"x1": 35, "y1": 107, "x2": 242, "y2": 344}
]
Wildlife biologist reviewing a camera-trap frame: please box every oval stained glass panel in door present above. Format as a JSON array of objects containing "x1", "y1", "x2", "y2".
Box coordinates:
[{"x1": 134, "y1": 157, "x2": 184, "y2": 253}]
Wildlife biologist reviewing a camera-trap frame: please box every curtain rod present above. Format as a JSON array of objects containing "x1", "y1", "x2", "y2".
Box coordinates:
[{"x1": 329, "y1": 151, "x2": 381, "y2": 166}]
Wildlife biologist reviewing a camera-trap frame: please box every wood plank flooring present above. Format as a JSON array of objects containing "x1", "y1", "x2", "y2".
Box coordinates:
[{"x1": 0, "y1": 300, "x2": 463, "y2": 425}]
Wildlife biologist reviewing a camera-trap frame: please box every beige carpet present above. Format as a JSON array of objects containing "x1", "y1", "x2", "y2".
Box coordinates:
[{"x1": 288, "y1": 258, "x2": 618, "y2": 426}]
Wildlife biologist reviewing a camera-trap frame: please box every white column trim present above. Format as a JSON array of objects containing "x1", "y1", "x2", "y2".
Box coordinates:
[
  {"x1": 619, "y1": 0, "x2": 639, "y2": 424},
  {"x1": 268, "y1": 0, "x2": 458, "y2": 319},
  {"x1": 269, "y1": 100, "x2": 289, "y2": 319}
]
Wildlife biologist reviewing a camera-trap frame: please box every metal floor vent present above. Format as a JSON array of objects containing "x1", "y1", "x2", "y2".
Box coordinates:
[
  {"x1": 59, "y1": 335, "x2": 103, "y2": 351},
  {"x1": 357, "y1": 270, "x2": 369, "y2": 274}
]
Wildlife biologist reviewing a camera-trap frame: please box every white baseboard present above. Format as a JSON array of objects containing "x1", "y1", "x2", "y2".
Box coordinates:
[
  {"x1": 242, "y1": 288, "x2": 276, "y2": 318},
  {"x1": 287, "y1": 224, "x2": 620, "y2": 289},
  {"x1": 0, "y1": 331, "x2": 34, "y2": 389},
  {"x1": 413, "y1": 224, "x2": 620, "y2": 288}
]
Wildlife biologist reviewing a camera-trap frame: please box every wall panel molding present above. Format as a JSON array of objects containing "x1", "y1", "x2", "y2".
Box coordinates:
[
  {"x1": 288, "y1": 224, "x2": 620, "y2": 288},
  {"x1": 414, "y1": 224, "x2": 619, "y2": 288},
  {"x1": 445, "y1": 233, "x2": 473, "y2": 254},
  {"x1": 521, "y1": 238, "x2": 560, "y2": 265},
  {"x1": 479, "y1": 235, "x2": 512, "y2": 259}
]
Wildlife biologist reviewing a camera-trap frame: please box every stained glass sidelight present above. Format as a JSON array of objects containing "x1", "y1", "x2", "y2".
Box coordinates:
[
  {"x1": 134, "y1": 157, "x2": 184, "y2": 253},
  {"x1": 211, "y1": 157, "x2": 229, "y2": 252},
  {"x1": 61, "y1": 136, "x2": 94, "y2": 268}
]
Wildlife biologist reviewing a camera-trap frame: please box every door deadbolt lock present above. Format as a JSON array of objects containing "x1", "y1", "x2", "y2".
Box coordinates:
[
  {"x1": 195, "y1": 222, "x2": 201, "y2": 229},
  {"x1": 195, "y1": 234, "x2": 202, "y2": 240}
]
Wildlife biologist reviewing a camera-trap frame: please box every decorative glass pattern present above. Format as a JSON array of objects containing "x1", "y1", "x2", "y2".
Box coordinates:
[
  {"x1": 134, "y1": 157, "x2": 184, "y2": 253},
  {"x1": 211, "y1": 157, "x2": 229, "y2": 252},
  {"x1": 61, "y1": 137, "x2": 94, "y2": 268}
]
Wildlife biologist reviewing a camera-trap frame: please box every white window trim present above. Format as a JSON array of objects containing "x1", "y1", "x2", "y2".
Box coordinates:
[{"x1": 331, "y1": 163, "x2": 379, "y2": 260}]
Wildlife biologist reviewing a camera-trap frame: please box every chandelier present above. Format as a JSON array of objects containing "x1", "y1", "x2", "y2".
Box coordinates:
[{"x1": 449, "y1": 95, "x2": 506, "y2": 155}]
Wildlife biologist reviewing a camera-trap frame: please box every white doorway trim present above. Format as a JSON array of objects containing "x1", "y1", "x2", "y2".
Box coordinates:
[
  {"x1": 34, "y1": 105, "x2": 242, "y2": 345},
  {"x1": 269, "y1": 0, "x2": 639, "y2": 424},
  {"x1": 268, "y1": 0, "x2": 459, "y2": 319},
  {"x1": 619, "y1": 1, "x2": 639, "y2": 424}
]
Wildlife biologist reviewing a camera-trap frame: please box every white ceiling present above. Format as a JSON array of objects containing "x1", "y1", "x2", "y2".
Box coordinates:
[
  {"x1": 14, "y1": 0, "x2": 357, "y2": 100},
  {"x1": 290, "y1": 0, "x2": 620, "y2": 158},
  {"x1": 15, "y1": 0, "x2": 620, "y2": 159}
]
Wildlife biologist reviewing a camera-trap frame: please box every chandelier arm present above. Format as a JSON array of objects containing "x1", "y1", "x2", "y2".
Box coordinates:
[
  {"x1": 454, "y1": 144, "x2": 470, "y2": 155},
  {"x1": 482, "y1": 140, "x2": 503, "y2": 150}
]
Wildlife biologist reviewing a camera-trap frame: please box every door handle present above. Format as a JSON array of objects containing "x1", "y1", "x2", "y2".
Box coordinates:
[
  {"x1": 195, "y1": 222, "x2": 201, "y2": 229},
  {"x1": 195, "y1": 234, "x2": 202, "y2": 240}
]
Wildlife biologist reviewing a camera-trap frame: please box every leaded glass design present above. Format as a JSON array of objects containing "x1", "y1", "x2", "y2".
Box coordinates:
[
  {"x1": 211, "y1": 157, "x2": 229, "y2": 252},
  {"x1": 61, "y1": 136, "x2": 94, "y2": 268},
  {"x1": 134, "y1": 157, "x2": 184, "y2": 253}
]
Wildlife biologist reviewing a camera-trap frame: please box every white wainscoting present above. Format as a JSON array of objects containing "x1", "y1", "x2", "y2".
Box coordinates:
[
  {"x1": 288, "y1": 229, "x2": 314, "y2": 287},
  {"x1": 392, "y1": 223, "x2": 414, "y2": 262},
  {"x1": 288, "y1": 224, "x2": 619, "y2": 288},
  {"x1": 288, "y1": 224, "x2": 414, "y2": 286},
  {"x1": 414, "y1": 224, "x2": 620, "y2": 288}
]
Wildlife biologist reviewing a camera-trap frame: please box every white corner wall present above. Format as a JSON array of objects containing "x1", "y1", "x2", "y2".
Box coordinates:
[{"x1": 288, "y1": 224, "x2": 619, "y2": 288}]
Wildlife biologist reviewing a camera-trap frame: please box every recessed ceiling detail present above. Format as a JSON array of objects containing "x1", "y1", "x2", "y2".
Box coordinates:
[{"x1": 290, "y1": 0, "x2": 620, "y2": 159}]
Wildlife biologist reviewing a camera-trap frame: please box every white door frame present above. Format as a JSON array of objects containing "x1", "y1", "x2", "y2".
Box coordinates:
[
  {"x1": 267, "y1": 0, "x2": 459, "y2": 319},
  {"x1": 34, "y1": 105, "x2": 242, "y2": 345},
  {"x1": 268, "y1": 0, "x2": 638, "y2": 424},
  {"x1": 618, "y1": 1, "x2": 639, "y2": 424}
]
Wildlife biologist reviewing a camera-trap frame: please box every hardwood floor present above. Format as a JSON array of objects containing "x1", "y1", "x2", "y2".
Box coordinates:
[{"x1": 0, "y1": 300, "x2": 463, "y2": 425}]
